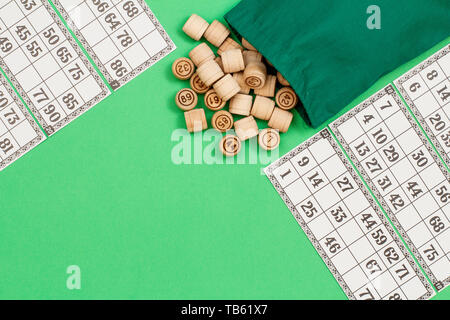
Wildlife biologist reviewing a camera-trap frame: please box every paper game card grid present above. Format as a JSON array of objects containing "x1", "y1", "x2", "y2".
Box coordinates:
[
  {"x1": 330, "y1": 85, "x2": 450, "y2": 291},
  {"x1": 0, "y1": 71, "x2": 45, "y2": 170},
  {"x1": 0, "y1": 0, "x2": 110, "y2": 136},
  {"x1": 395, "y1": 45, "x2": 450, "y2": 169},
  {"x1": 52, "y1": 0, "x2": 176, "y2": 90},
  {"x1": 264, "y1": 129, "x2": 434, "y2": 300}
]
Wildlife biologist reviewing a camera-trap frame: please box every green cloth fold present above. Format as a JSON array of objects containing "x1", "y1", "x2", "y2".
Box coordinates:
[{"x1": 225, "y1": 0, "x2": 450, "y2": 127}]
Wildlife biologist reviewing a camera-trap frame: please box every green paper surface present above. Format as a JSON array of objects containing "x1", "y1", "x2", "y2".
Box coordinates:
[
  {"x1": 0, "y1": 0, "x2": 449, "y2": 300},
  {"x1": 226, "y1": 0, "x2": 450, "y2": 127}
]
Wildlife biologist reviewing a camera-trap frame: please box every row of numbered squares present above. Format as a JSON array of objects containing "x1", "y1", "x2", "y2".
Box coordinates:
[
  {"x1": 396, "y1": 191, "x2": 450, "y2": 232},
  {"x1": 58, "y1": 0, "x2": 168, "y2": 80},
  {"x1": 329, "y1": 228, "x2": 428, "y2": 299},
  {"x1": 358, "y1": 141, "x2": 434, "y2": 182},
  {"x1": 308, "y1": 203, "x2": 392, "y2": 255},
  {"x1": 298, "y1": 189, "x2": 373, "y2": 230},
  {"x1": 383, "y1": 163, "x2": 448, "y2": 207},
  {"x1": 61, "y1": 0, "x2": 145, "y2": 26},
  {"x1": 333, "y1": 93, "x2": 405, "y2": 144},
  {"x1": 347, "y1": 116, "x2": 415, "y2": 165},
  {"x1": 13, "y1": 62, "x2": 100, "y2": 108},
  {"x1": 14, "y1": 55, "x2": 90, "y2": 95},
  {"x1": 0, "y1": 19, "x2": 66, "y2": 61},
  {"x1": 4, "y1": 38, "x2": 81, "y2": 77},
  {"x1": 380, "y1": 166, "x2": 446, "y2": 215},
  {"x1": 272, "y1": 136, "x2": 339, "y2": 188},
  {"x1": 0, "y1": 1, "x2": 62, "y2": 50},
  {"x1": 33, "y1": 78, "x2": 104, "y2": 126},
  {"x1": 399, "y1": 52, "x2": 450, "y2": 102},
  {"x1": 339, "y1": 110, "x2": 412, "y2": 153},
  {"x1": 70, "y1": 1, "x2": 156, "y2": 48},
  {"x1": 333, "y1": 238, "x2": 426, "y2": 299},
  {"x1": 349, "y1": 128, "x2": 439, "y2": 191},
  {"x1": 31, "y1": 76, "x2": 103, "y2": 115},
  {"x1": 344, "y1": 254, "x2": 417, "y2": 295},
  {"x1": 284, "y1": 166, "x2": 358, "y2": 207},
  {"x1": 92, "y1": 29, "x2": 168, "y2": 81},
  {"x1": 348, "y1": 267, "x2": 429, "y2": 300},
  {"x1": 371, "y1": 160, "x2": 438, "y2": 200},
  {"x1": 0, "y1": 1, "x2": 44, "y2": 31}
]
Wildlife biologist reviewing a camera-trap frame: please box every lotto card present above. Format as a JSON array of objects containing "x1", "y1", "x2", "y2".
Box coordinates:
[
  {"x1": 395, "y1": 44, "x2": 450, "y2": 168},
  {"x1": 330, "y1": 85, "x2": 450, "y2": 291},
  {"x1": 264, "y1": 129, "x2": 434, "y2": 300},
  {"x1": 0, "y1": 71, "x2": 45, "y2": 170},
  {"x1": 52, "y1": 0, "x2": 176, "y2": 90},
  {"x1": 0, "y1": 0, "x2": 110, "y2": 136}
]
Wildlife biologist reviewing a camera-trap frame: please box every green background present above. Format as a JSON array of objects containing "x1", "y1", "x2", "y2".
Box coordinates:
[{"x1": 0, "y1": 0, "x2": 448, "y2": 299}]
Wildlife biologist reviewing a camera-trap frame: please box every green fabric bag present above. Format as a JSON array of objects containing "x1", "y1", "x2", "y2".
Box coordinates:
[{"x1": 225, "y1": 0, "x2": 450, "y2": 128}]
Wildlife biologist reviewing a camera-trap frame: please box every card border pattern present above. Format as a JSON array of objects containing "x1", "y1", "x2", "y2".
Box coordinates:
[{"x1": 264, "y1": 128, "x2": 434, "y2": 300}]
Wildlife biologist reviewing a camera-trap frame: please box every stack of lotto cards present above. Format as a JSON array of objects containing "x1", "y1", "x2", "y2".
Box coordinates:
[
  {"x1": 0, "y1": 0, "x2": 175, "y2": 170},
  {"x1": 265, "y1": 44, "x2": 450, "y2": 300}
]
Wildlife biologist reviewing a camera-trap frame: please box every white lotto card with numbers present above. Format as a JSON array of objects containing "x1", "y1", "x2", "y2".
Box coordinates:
[
  {"x1": 330, "y1": 85, "x2": 450, "y2": 291},
  {"x1": 264, "y1": 129, "x2": 434, "y2": 300},
  {"x1": 395, "y1": 44, "x2": 450, "y2": 168},
  {"x1": 0, "y1": 0, "x2": 110, "y2": 135},
  {"x1": 53, "y1": 0, "x2": 176, "y2": 90},
  {"x1": 0, "y1": 71, "x2": 45, "y2": 170}
]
